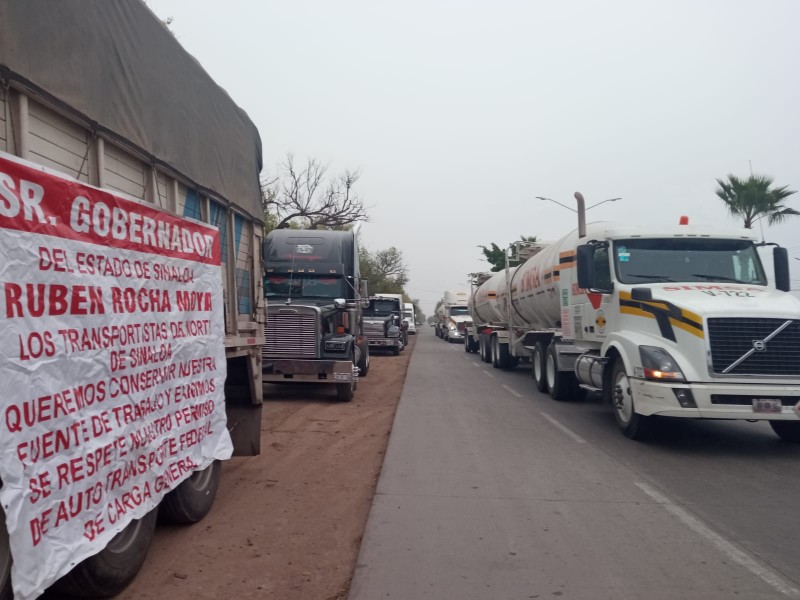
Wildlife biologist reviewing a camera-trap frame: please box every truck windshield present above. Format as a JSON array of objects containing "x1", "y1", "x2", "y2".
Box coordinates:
[
  {"x1": 449, "y1": 306, "x2": 469, "y2": 316},
  {"x1": 613, "y1": 238, "x2": 767, "y2": 285},
  {"x1": 365, "y1": 300, "x2": 399, "y2": 316},
  {"x1": 264, "y1": 275, "x2": 345, "y2": 298}
]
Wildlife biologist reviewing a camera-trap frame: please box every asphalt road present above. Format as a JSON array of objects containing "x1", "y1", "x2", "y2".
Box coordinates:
[{"x1": 349, "y1": 329, "x2": 800, "y2": 600}]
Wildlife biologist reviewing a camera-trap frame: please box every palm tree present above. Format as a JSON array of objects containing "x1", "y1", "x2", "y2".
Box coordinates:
[{"x1": 715, "y1": 174, "x2": 798, "y2": 229}]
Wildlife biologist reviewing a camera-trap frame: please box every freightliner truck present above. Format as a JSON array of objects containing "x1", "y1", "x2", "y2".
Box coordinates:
[
  {"x1": 261, "y1": 228, "x2": 370, "y2": 401},
  {"x1": 466, "y1": 192, "x2": 800, "y2": 441},
  {"x1": 0, "y1": 2, "x2": 265, "y2": 597}
]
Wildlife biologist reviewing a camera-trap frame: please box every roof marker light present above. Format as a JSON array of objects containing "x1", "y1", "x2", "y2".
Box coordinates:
[{"x1": 679, "y1": 216, "x2": 689, "y2": 225}]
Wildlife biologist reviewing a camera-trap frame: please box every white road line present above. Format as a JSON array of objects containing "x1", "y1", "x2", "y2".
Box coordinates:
[
  {"x1": 501, "y1": 384, "x2": 522, "y2": 398},
  {"x1": 482, "y1": 371, "x2": 495, "y2": 379},
  {"x1": 539, "y1": 412, "x2": 587, "y2": 444},
  {"x1": 636, "y1": 481, "x2": 800, "y2": 598},
  {"x1": 472, "y1": 362, "x2": 482, "y2": 367}
]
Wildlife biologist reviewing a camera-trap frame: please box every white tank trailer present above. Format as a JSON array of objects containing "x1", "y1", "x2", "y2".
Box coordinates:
[{"x1": 465, "y1": 192, "x2": 800, "y2": 442}]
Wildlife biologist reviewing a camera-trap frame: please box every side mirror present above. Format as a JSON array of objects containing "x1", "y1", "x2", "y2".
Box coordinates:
[
  {"x1": 333, "y1": 298, "x2": 346, "y2": 309},
  {"x1": 774, "y1": 246, "x2": 790, "y2": 292}
]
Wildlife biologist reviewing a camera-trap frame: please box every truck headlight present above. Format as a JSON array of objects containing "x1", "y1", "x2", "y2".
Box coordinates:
[{"x1": 639, "y1": 346, "x2": 685, "y2": 381}]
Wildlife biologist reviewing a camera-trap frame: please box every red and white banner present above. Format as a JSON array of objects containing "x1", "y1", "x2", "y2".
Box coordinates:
[{"x1": 0, "y1": 152, "x2": 232, "y2": 600}]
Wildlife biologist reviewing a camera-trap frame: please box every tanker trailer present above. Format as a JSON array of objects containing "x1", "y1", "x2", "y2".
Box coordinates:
[
  {"x1": 465, "y1": 270, "x2": 512, "y2": 361},
  {"x1": 510, "y1": 192, "x2": 800, "y2": 442},
  {"x1": 472, "y1": 242, "x2": 549, "y2": 369}
]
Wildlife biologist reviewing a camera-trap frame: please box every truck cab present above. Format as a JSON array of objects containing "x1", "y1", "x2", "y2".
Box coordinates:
[
  {"x1": 362, "y1": 296, "x2": 405, "y2": 355},
  {"x1": 262, "y1": 230, "x2": 370, "y2": 400}
]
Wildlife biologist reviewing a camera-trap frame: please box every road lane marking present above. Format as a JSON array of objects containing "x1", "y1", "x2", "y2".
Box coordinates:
[
  {"x1": 501, "y1": 384, "x2": 522, "y2": 398},
  {"x1": 635, "y1": 481, "x2": 800, "y2": 598},
  {"x1": 539, "y1": 412, "x2": 587, "y2": 444},
  {"x1": 472, "y1": 362, "x2": 482, "y2": 367},
  {"x1": 482, "y1": 371, "x2": 495, "y2": 379}
]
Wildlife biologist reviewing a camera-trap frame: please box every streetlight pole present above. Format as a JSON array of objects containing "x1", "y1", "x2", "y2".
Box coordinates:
[{"x1": 535, "y1": 196, "x2": 621, "y2": 212}]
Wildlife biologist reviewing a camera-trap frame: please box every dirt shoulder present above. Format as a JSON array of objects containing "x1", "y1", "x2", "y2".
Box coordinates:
[{"x1": 117, "y1": 337, "x2": 414, "y2": 599}]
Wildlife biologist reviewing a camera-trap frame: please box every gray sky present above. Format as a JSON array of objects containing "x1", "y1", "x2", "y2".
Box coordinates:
[{"x1": 147, "y1": 0, "x2": 800, "y2": 315}]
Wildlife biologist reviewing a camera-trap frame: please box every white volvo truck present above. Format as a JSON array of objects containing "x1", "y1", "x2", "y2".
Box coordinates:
[{"x1": 468, "y1": 192, "x2": 800, "y2": 441}]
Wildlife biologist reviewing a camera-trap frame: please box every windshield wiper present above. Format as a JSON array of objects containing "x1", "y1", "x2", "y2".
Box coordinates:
[
  {"x1": 690, "y1": 273, "x2": 746, "y2": 284},
  {"x1": 626, "y1": 273, "x2": 675, "y2": 282}
]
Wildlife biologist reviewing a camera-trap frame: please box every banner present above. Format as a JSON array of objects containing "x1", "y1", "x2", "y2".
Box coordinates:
[{"x1": 0, "y1": 152, "x2": 232, "y2": 599}]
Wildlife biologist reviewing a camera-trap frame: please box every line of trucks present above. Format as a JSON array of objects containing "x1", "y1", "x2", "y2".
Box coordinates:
[
  {"x1": 462, "y1": 192, "x2": 800, "y2": 441},
  {"x1": 4, "y1": 2, "x2": 800, "y2": 599},
  {"x1": 1, "y1": 4, "x2": 414, "y2": 598}
]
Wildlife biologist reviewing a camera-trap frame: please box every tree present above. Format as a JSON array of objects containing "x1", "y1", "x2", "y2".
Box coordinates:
[
  {"x1": 262, "y1": 153, "x2": 370, "y2": 232},
  {"x1": 714, "y1": 174, "x2": 798, "y2": 229},
  {"x1": 479, "y1": 235, "x2": 538, "y2": 272},
  {"x1": 360, "y1": 246, "x2": 408, "y2": 294}
]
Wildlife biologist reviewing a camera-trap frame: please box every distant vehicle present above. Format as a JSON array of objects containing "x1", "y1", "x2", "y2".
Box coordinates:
[
  {"x1": 403, "y1": 303, "x2": 417, "y2": 334},
  {"x1": 363, "y1": 296, "x2": 405, "y2": 355},
  {"x1": 372, "y1": 293, "x2": 408, "y2": 345},
  {"x1": 436, "y1": 291, "x2": 470, "y2": 343}
]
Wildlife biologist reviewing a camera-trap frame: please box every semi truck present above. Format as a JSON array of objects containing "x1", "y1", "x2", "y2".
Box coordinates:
[
  {"x1": 435, "y1": 290, "x2": 470, "y2": 343},
  {"x1": 403, "y1": 302, "x2": 417, "y2": 334},
  {"x1": 261, "y1": 228, "x2": 370, "y2": 401},
  {"x1": 0, "y1": 2, "x2": 265, "y2": 598},
  {"x1": 362, "y1": 296, "x2": 405, "y2": 355},
  {"x1": 468, "y1": 192, "x2": 800, "y2": 441}
]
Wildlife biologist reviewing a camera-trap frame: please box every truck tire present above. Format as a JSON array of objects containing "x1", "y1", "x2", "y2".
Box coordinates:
[
  {"x1": 770, "y1": 421, "x2": 800, "y2": 443},
  {"x1": 336, "y1": 382, "x2": 355, "y2": 401},
  {"x1": 52, "y1": 508, "x2": 158, "y2": 598},
  {"x1": 357, "y1": 345, "x2": 370, "y2": 377},
  {"x1": 159, "y1": 460, "x2": 222, "y2": 524},
  {"x1": 531, "y1": 341, "x2": 548, "y2": 392},
  {"x1": 494, "y1": 338, "x2": 517, "y2": 369},
  {"x1": 491, "y1": 336, "x2": 500, "y2": 368},
  {"x1": 546, "y1": 343, "x2": 578, "y2": 401},
  {"x1": 392, "y1": 345, "x2": 400, "y2": 356},
  {"x1": 480, "y1": 335, "x2": 491, "y2": 363},
  {"x1": 0, "y1": 507, "x2": 10, "y2": 600},
  {"x1": 611, "y1": 359, "x2": 651, "y2": 440}
]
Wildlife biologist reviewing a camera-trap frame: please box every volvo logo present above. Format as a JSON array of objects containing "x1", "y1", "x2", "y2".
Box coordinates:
[{"x1": 752, "y1": 340, "x2": 767, "y2": 352}]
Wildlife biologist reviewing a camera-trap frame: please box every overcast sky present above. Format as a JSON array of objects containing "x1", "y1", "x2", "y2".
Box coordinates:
[{"x1": 147, "y1": 0, "x2": 800, "y2": 315}]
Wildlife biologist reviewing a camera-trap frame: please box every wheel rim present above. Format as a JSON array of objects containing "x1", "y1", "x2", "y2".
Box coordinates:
[{"x1": 613, "y1": 371, "x2": 634, "y2": 425}]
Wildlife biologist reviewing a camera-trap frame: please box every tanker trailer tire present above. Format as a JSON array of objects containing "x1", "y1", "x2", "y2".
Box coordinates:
[
  {"x1": 770, "y1": 421, "x2": 800, "y2": 443},
  {"x1": 51, "y1": 508, "x2": 158, "y2": 598},
  {"x1": 490, "y1": 337, "x2": 500, "y2": 368},
  {"x1": 546, "y1": 344, "x2": 579, "y2": 401},
  {"x1": 159, "y1": 460, "x2": 222, "y2": 524},
  {"x1": 479, "y1": 335, "x2": 491, "y2": 363},
  {"x1": 611, "y1": 360, "x2": 651, "y2": 440},
  {"x1": 531, "y1": 342, "x2": 548, "y2": 392},
  {"x1": 494, "y1": 338, "x2": 517, "y2": 370},
  {"x1": 0, "y1": 507, "x2": 10, "y2": 600}
]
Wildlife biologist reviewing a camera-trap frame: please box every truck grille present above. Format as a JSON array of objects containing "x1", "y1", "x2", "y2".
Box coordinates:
[
  {"x1": 263, "y1": 312, "x2": 318, "y2": 358},
  {"x1": 707, "y1": 318, "x2": 800, "y2": 376},
  {"x1": 363, "y1": 321, "x2": 386, "y2": 341}
]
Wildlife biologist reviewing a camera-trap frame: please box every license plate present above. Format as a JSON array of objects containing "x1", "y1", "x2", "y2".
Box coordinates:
[{"x1": 753, "y1": 398, "x2": 782, "y2": 413}]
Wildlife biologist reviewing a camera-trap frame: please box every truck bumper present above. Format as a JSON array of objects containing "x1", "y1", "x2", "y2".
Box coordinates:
[
  {"x1": 631, "y1": 379, "x2": 800, "y2": 420},
  {"x1": 367, "y1": 339, "x2": 401, "y2": 348},
  {"x1": 263, "y1": 359, "x2": 357, "y2": 384},
  {"x1": 446, "y1": 331, "x2": 464, "y2": 342}
]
